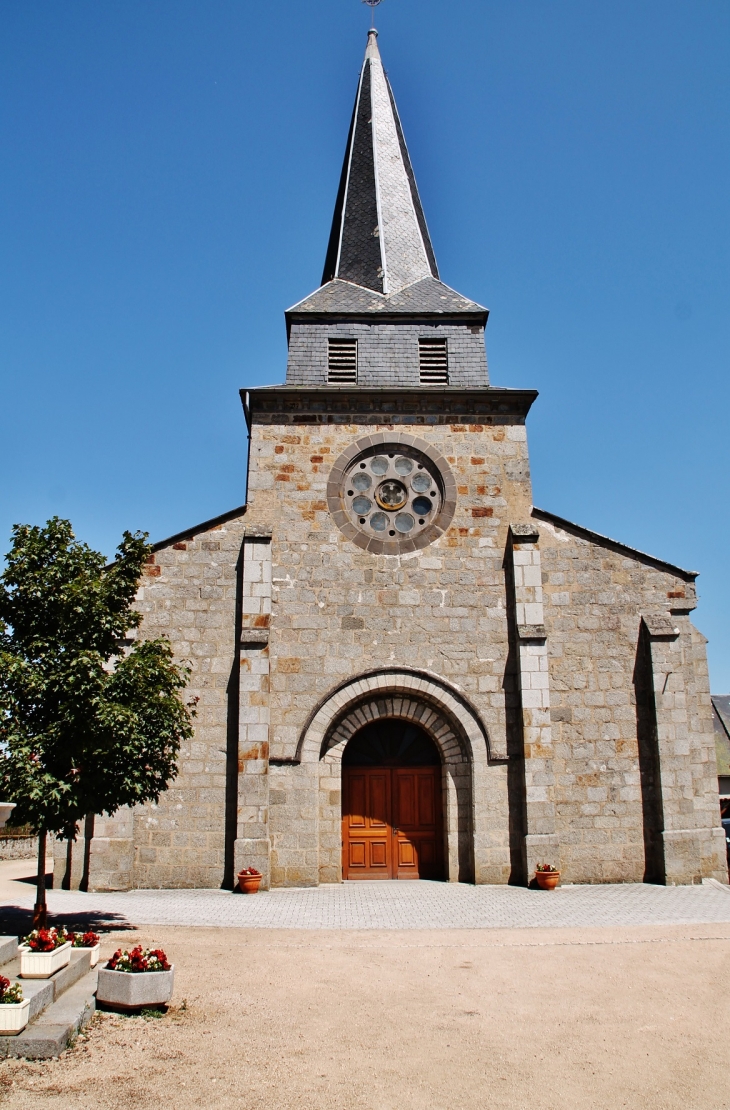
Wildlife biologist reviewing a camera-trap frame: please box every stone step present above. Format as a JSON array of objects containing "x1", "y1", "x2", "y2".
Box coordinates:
[
  {"x1": 0, "y1": 937, "x2": 17, "y2": 968},
  {"x1": 0, "y1": 968, "x2": 98, "y2": 1059},
  {"x1": 0, "y1": 940, "x2": 94, "y2": 1051}
]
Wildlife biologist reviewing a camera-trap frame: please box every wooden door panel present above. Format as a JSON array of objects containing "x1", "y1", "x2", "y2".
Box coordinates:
[
  {"x1": 418, "y1": 773, "x2": 436, "y2": 825},
  {"x1": 343, "y1": 763, "x2": 443, "y2": 881},
  {"x1": 396, "y1": 774, "x2": 416, "y2": 826},
  {"x1": 347, "y1": 774, "x2": 367, "y2": 828},
  {"x1": 348, "y1": 841, "x2": 366, "y2": 868},
  {"x1": 369, "y1": 840, "x2": 389, "y2": 868},
  {"x1": 397, "y1": 839, "x2": 416, "y2": 868},
  {"x1": 342, "y1": 767, "x2": 393, "y2": 879},
  {"x1": 368, "y1": 773, "x2": 389, "y2": 828},
  {"x1": 419, "y1": 838, "x2": 436, "y2": 867},
  {"x1": 393, "y1": 767, "x2": 443, "y2": 880}
]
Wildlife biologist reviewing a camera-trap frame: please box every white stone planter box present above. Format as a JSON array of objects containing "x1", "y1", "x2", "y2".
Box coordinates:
[
  {"x1": 0, "y1": 803, "x2": 16, "y2": 830},
  {"x1": 18, "y1": 941, "x2": 72, "y2": 979},
  {"x1": 0, "y1": 998, "x2": 30, "y2": 1035},
  {"x1": 75, "y1": 943, "x2": 100, "y2": 968},
  {"x1": 96, "y1": 966, "x2": 174, "y2": 1010}
]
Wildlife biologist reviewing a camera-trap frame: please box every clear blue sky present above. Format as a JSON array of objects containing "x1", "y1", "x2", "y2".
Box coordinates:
[{"x1": 1, "y1": 1, "x2": 728, "y2": 685}]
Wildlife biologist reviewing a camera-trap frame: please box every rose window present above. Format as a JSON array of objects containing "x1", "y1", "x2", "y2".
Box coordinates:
[{"x1": 342, "y1": 450, "x2": 443, "y2": 540}]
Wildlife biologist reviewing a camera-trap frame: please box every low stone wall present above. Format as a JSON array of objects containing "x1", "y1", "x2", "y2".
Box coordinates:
[{"x1": 0, "y1": 834, "x2": 37, "y2": 860}]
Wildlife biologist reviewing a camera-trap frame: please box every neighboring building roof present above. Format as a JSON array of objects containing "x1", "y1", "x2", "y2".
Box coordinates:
[
  {"x1": 286, "y1": 277, "x2": 487, "y2": 320},
  {"x1": 712, "y1": 696, "x2": 730, "y2": 778},
  {"x1": 532, "y1": 507, "x2": 698, "y2": 582}
]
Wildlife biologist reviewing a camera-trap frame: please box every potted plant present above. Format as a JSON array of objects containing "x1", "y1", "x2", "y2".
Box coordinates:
[
  {"x1": 69, "y1": 930, "x2": 101, "y2": 968},
  {"x1": 535, "y1": 864, "x2": 561, "y2": 891},
  {"x1": 96, "y1": 946, "x2": 174, "y2": 1010},
  {"x1": 19, "y1": 927, "x2": 72, "y2": 978},
  {"x1": 237, "y1": 867, "x2": 262, "y2": 893},
  {"x1": 0, "y1": 976, "x2": 30, "y2": 1035}
]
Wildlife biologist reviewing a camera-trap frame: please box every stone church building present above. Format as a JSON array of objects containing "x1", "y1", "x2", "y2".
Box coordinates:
[{"x1": 61, "y1": 30, "x2": 726, "y2": 892}]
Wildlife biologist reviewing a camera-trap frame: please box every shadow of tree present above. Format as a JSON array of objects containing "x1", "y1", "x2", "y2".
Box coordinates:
[{"x1": 0, "y1": 905, "x2": 136, "y2": 936}]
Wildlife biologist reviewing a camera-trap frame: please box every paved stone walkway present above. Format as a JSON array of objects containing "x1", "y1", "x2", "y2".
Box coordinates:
[{"x1": 5, "y1": 879, "x2": 730, "y2": 931}]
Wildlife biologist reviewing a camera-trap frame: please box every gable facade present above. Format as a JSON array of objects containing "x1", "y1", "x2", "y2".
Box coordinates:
[{"x1": 55, "y1": 30, "x2": 726, "y2": 893}]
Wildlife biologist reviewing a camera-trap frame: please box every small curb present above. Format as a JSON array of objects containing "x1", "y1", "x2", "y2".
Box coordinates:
[{"x1": 702, "y1": 877, "x2": 730, "y2": 895}]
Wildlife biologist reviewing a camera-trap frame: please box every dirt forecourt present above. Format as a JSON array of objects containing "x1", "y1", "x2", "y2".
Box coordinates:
[{"x1": 0, "y1": 922, "x2": 728, "y2": 1110}]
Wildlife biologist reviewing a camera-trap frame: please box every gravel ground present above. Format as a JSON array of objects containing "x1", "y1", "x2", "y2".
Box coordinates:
[{"x1": 0, "y1": 922, "x2": 728, "y2": 1109}]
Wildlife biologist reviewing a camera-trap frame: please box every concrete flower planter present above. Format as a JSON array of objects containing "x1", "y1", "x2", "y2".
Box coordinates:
[
  {"x1": 19, "y1": 941, "x2": 72, "y2": 978},
  {"x1": 76, "y1": 943, "x2": 100, "y2": 968},
  {"x1": 0, "y1": 998, "x2": 30, "y2": 1035},
  {"x1": 96, "y1": 966, "x2": 175, "y2": 1010}
]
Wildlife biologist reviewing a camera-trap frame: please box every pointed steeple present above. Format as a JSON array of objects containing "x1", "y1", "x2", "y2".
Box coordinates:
[{"x1": 322, "y1": 30, "x2": 439, "y2": 296}]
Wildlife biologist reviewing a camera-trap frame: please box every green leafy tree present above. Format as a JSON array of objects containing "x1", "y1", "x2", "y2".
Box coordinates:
[{"x1": 0, "y1": 519, "x2": 195, "y2": 926}]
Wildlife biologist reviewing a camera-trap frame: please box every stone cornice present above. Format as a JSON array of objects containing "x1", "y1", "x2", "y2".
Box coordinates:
[{"x1": 241, "y1": 386, "x2": 538, "y2": 428}]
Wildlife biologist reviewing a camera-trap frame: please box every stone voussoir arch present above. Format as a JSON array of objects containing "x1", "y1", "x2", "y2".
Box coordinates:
[
  {"x1": 296, "y1": 668, "x2": 492, "y2": 765},
  {"x1": 321, "y1": 695, "x2": 464, "y2": 766}
]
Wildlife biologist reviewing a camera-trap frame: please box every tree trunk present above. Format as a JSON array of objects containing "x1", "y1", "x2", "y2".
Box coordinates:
[{"x1": 32, "y1": 829, "x2": 48, "y2": 930}]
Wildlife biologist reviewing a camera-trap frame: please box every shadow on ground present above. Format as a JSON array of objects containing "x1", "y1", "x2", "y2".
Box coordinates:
[{"x1": 0, "y1": 906, "x2": 135, "y2": 936}]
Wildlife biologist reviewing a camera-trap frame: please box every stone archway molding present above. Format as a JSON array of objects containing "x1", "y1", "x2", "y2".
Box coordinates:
[
  {"x1": 296, "y1": 667, "x2": 493, "y2": 764},
  {"x1": 321, "y1": 695, "x2": 465, "y2": 765}
]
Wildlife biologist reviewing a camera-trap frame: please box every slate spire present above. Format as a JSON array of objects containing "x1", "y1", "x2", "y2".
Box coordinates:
[{"x1": 322, "y1": 29, "x2": 439, "y2": 296}]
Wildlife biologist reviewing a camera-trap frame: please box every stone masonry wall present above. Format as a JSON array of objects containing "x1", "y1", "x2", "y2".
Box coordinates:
[
  {"x1": 286, "y1": 322, "x2": 489, "y2": 388},
  {"x1": 536, "y1": 515, "x2": 725, "y2": 884},
  {"x1": 245, "y1": 417, "x2": 533, "y2": 886},
  {"x1": 71, "y1": 419, "x2": 724, "y2": 890},
  {"x1": 107, "y1": 514, "x2": 248, "y2": 890}
]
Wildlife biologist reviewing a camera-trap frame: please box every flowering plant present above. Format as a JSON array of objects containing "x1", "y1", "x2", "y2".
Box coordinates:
[
  {"x1": 69, "y1": 931, "x2": 100, "y2": 949},
  {"x1": 0, "y1": 976, "x2": 23, "y2": 1005},
  {"x1": 106, "y1": 945, "x2": 170, "y2": 973},
  {"x1": 22, "y1": 927, "x2": 69, "y2": 952},
  {"x1": 238, "y1": 868, "x2": 261, "y2": 877},
  {"x1": 535, "y1": 864, "x2": 559, "y2": 873}
]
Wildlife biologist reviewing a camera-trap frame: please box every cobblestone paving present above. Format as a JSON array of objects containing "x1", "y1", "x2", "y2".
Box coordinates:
[{"x1": 7, "y1": 880, "x2": 730, "y2": 931}]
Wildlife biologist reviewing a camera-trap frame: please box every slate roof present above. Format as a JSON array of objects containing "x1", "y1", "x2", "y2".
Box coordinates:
[
  {"x1": 321, "y1": 28, "x2": 439, "y2": 299},
  {"x1": 286, "y1": 277, "x2": 487, "y2": 320}
]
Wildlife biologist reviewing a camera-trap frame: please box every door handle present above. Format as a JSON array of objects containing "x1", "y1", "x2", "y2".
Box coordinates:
[{"x1": 393, "y1": 828, "x2": 399, "y2": 834}]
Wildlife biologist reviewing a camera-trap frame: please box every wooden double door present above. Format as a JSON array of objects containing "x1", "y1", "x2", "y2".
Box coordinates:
[{"x1": 342, "y1": 765, "x2": 444, "y2": 880}]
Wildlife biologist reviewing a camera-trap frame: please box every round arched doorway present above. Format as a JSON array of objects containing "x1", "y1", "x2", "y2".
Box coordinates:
[{"x1": 341, "y1": 720, "x2": 445, "y2": 881}]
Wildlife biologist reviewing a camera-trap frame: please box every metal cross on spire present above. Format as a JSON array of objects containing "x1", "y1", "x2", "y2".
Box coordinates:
[{"x1": 362, "y1": 0, "x2": 384, "y2": 31}]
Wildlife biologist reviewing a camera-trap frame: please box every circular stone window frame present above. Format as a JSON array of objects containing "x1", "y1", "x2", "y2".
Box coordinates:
[{"x1": 327, "y1": 432, "x2": 457, "y2": 555}]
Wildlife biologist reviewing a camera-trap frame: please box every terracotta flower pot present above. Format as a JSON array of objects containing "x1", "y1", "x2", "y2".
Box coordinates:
[
  {"x1": 535, "y1": 870, "x2": 560, "y2": 891},
  {"x1": 237, "y1": 870, "x2": 262, "y2": 893}
]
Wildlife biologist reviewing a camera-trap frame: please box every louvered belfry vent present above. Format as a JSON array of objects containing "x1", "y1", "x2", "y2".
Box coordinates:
[
  {"x1": 328, "y1": 338, "x2": 358, "y2": 384},
  {"x1": 419, "y1": 338, "x2": 449, "y2": 385}
]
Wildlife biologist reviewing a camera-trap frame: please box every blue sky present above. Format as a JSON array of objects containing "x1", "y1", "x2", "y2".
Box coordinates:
[{"x1": 1, "y1": 1, "x2": 728, "y2": 685}]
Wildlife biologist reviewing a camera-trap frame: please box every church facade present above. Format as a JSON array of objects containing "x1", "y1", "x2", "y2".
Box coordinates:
[{"x1": 62, "y1": 30, "x2": 726, "y2": 892}]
